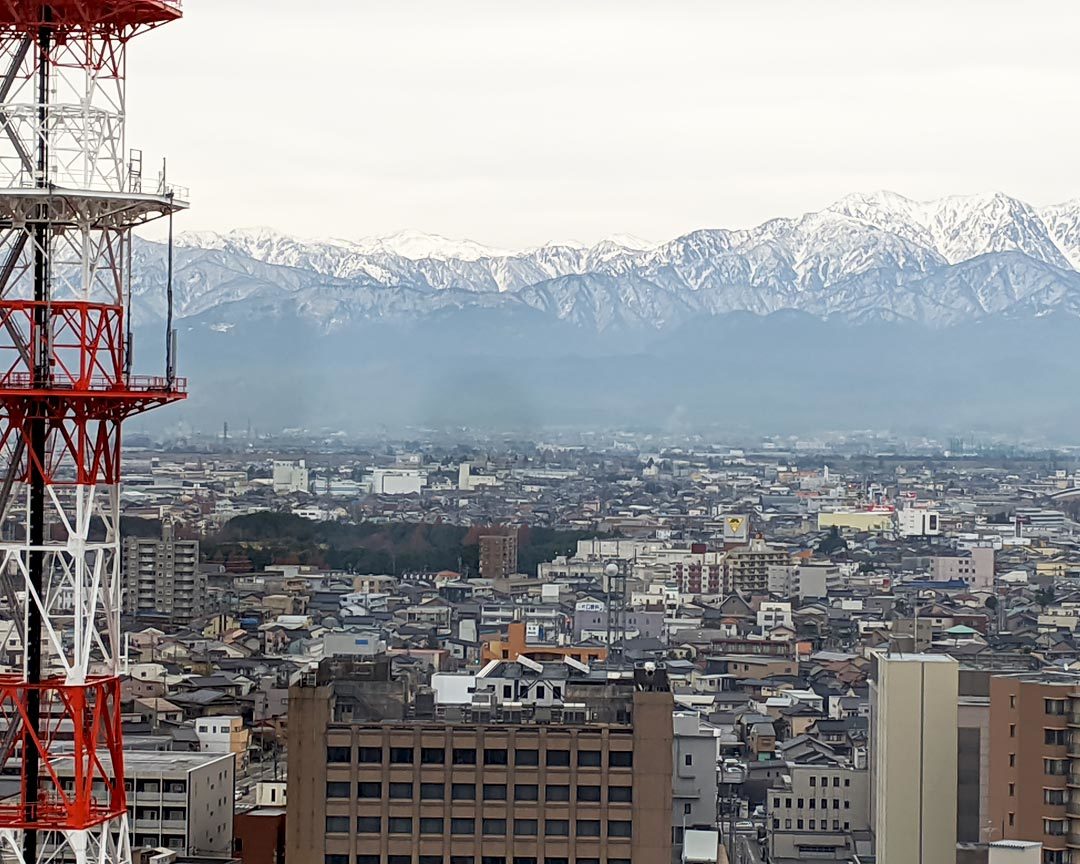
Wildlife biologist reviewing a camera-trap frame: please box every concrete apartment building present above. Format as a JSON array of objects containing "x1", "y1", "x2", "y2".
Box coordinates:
[
  {"x1": 287, "y1": 657, "x2": 673, "y2": 864},
  {"x1": 932, "y1": 546, "x2": 995, "y2": 591},
  {"x1": 870, "y1": 652, "x2": 958, "y2": 864},
  {"x1": 724, "y1": 538, "x2": 789, "y2": 595},
  {"x1": 766, "y1": 763, "x2": 870, "y2": 862},
  {"x1": 122, "y1": 523, "x2": 206, "y2": 624},
  {"x1": 54, "y1": 751, "x2": 235, "y2": 857},
  {"x1": 672, "y1": 713, "x2": 720, "y2": 854},
  {"x1": 987, "y1": 673, "x2": 1080, "y2": 864},
  {"x1": 480, "y1": 530, "x2": 519, "y2": 580}
]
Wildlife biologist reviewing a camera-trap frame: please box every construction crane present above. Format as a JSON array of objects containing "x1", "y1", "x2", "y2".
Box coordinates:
[{"x1": 0, "y1": 2, "x2": 187, "y2": 862}]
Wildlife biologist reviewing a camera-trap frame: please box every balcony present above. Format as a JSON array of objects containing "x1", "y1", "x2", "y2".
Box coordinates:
[
  {"x1": 1068, "y1": 832, "x2": 1080, "y2": 848},
  {"x1": 1068, "y1": 799, "x2": 1080, "y2": 819},
  {"x1": 1068, "y1": 773, "x2": 1080, "y2": 788}
]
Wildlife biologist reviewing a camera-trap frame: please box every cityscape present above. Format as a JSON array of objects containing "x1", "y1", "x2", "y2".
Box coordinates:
[{"x1": 0, "y1": 2, "x2": 1077, "y2": 864}]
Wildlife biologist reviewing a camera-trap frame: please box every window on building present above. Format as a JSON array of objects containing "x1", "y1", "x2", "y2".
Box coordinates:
[
  {"x1": 483, "y1": 784, "x2": 507, "y2": 801},
  {"x1": 451, "y1": 818, "x2": 475, "y2": 835},
  {"x1": 389, "y1": 782, "x2": 413, "y2": 799},
  {"x1": 357, "y1": 857, "x2": 380, "y2": 864},
  {"x1": 609, "y1": 785, "x2": 632, "y2": 803},
  {"x1": 420, "y1": 782, "x2": 444, "y2": 800},
  {"x1": 356, "y1": 781, "x2": 382, "y2": 803},
  {"x1": 327, "y1": 746, "x2": 351, "y2": 763},
  {"x1": 421, "y1": 747, "x2": 445, "y2": 765},
  {"x1": 609, "y1": 751, "x2": 633, "y2": 768},
  {"x1": 578, "y1": 750, "x2": 601, "y2": 767},
  {"x1": 451, "y1": 783, "x2": 475, "y2": 800},
  {"x1": 483, "y1": 818, "x2": 507, "y2": 836},
  {"x1": 797, "y1": 819, "x2": 804, "y2": 830},
  {"x1": 576, "y1": 819, "x2": 601, "y2": 837},
  {"x1": 514, "y1": 819, "x2": 538, "y2": 836},
  {"x1": 420, "y1": 857, "x2": 442, "y2": 864},
  {"x1": 1044, "y1": 819, "x2": 1067, "y2": 836},
  {"x1": 515, "y1": 784, "x2": 539, "y2": 801},
  {"x1": 684, "y1": 753, "x2": 693, "y2": 767},
  {"x1": 357, "y1": 746, "x2": 382, "y2": 764},
  {"x1": 325, "y1": 816, "x2": 350, "y2": 834},
  {"x1": 809, "y1": 777, "x2": 816, "y2": 787},
  {"x1": 325, "y1": 856, "x2": 349, "y2": 864},
  {"x1": 390, "y1": 747, "x2": 414, "y2": 764},
  {"x1": 516, "y1": 749, "x2": 539, "y2": 766},
  {"x1": 577, "y1": 785, "x2": 601, "y2": 802},
  {"x1": 1045, "y1": 758, "x2": 1069, "y2": 775},
  {"x1": 545, "y1": 819, "x2": 570, "y2": 836},
  {"x1": 1046, "y1": 699, "x2": 1067, "y2": 715},
  {"x1": 809, "y1": 820, "x2": 816, "y2": 830},
  {"x1": 1010, "y1": 753, "x2": 1016, "y2": 768},
  {"x1": 608, "y1": 821, "x2": 632, "y2": 838},
  {"x1": 485, "y1": 748, "x2": 508, "y2": 766},
  {"x1": 325, "y1": 781, "x2": 350, "y2": 799},
  {"x1": 684, "y1": 803, "x2": 692, "y2": 815},
  {"x1": 452, "y1": 748, "x2": 477, "y2": 765},
  {"x1": 356, "y1": 816, "x2": 381, "y2": 833},
  {"x1": 388, "y1": 857, "x2": 410, "y2": 864},
  {"x1": 1045, "y1": 728, "x2": 1066, "y2": 746},
  {"x1": 420, "y1": 818, "x2": 444, "y2": 835},
  {"x1": 1045, "y1": 788, "x2": 1067, "y2": 805},
  {"x1": 546, "y1": 784, "x2": 570, "y2": 801},
  {"x1": 388, "y1": 817, "x2": 412, "y2": 834},
  {"x1": 546, "y1": 750, "x2": 570, "y2": 767}
]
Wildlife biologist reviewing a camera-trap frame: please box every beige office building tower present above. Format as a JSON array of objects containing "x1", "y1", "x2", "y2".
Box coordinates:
[{"x1": 871, "y1": 652, "x2": 959, "y2": 864}]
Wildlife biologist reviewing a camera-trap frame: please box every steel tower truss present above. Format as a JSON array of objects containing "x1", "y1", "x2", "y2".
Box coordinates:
[{"x1": 0, "y1": 3, "x2": 186, "y2": 863}]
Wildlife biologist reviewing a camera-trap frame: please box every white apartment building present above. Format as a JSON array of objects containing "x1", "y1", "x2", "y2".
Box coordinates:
[
  {"x1": 195, "y1": 715, "x2": 251, "y2": 771},
  {"x1": 272, "y1": 459, "x2": 310, "y2": 494}
]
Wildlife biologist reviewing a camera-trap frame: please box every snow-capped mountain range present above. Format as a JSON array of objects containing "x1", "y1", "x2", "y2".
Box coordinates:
[{"x1": 133, "y1": 192, "x2": 1080, "y2": 331}]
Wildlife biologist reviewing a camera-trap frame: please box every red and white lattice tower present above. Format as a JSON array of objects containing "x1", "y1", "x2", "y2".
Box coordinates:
[{"x1": 0, "y1": 2, "x2": 186, "y2": 862}]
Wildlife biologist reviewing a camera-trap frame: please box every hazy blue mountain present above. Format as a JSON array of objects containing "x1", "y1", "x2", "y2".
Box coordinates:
[{"x1": 129, "y1": 193, "x2": 1080, "y2": 435}]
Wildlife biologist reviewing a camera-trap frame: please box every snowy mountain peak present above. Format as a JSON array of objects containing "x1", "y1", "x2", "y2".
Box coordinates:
[{"x1": 146, "y1": 192, "x2": 1080, "y2": 332}]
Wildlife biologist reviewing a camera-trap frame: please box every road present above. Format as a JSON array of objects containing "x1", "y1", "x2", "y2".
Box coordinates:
[
  {"x1": 732, "y1": 832, "x2": 764, "y2": 864},
  {"x1": 236, "y1": 756, "x2": 286, "y2": 806}
]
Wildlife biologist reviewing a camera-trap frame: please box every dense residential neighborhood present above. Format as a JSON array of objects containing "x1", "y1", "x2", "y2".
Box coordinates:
[{"x1": 52, "y1": 434, "x2": 1080, "y2": 862}]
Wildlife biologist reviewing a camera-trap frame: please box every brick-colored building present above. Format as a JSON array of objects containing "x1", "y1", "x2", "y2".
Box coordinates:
[
  {"x1": 988, "y1": 673, "x2": 1080, "y2": 863},
  {"x1": 286, "y1": 658, "x2": 673, "y2": 864}
]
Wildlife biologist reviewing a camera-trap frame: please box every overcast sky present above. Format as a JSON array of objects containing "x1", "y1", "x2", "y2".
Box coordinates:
[{"x1": 129, "y1": 0, "x2": 1080, "y2": 247}]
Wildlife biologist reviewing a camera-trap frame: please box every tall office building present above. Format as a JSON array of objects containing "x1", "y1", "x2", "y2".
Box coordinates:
[
  {"x1": 123, "y1": 523, "x2": 206, "y2": 624},
  {"x1": 870, "y1": 652, "x2": 959, "y2": 864},
  {"x1": 480, "y1": 530, "x2": 519, "y2": 579},
  {"x1": 287, "y1": 656, "x2": 673, "y2": 864},
  {"x1": 987, "y1": 672, "x2": 1080, "y2": 863}
]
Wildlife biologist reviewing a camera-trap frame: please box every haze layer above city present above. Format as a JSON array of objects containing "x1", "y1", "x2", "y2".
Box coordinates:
[{"x1": 131, "y1": 191, "x2": 1080, "y2": 440}]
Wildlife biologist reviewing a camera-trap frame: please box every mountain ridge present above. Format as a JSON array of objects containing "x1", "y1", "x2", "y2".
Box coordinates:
[{"x1": 126, "y1": 191, "x2": 1080, "y2": 333}]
